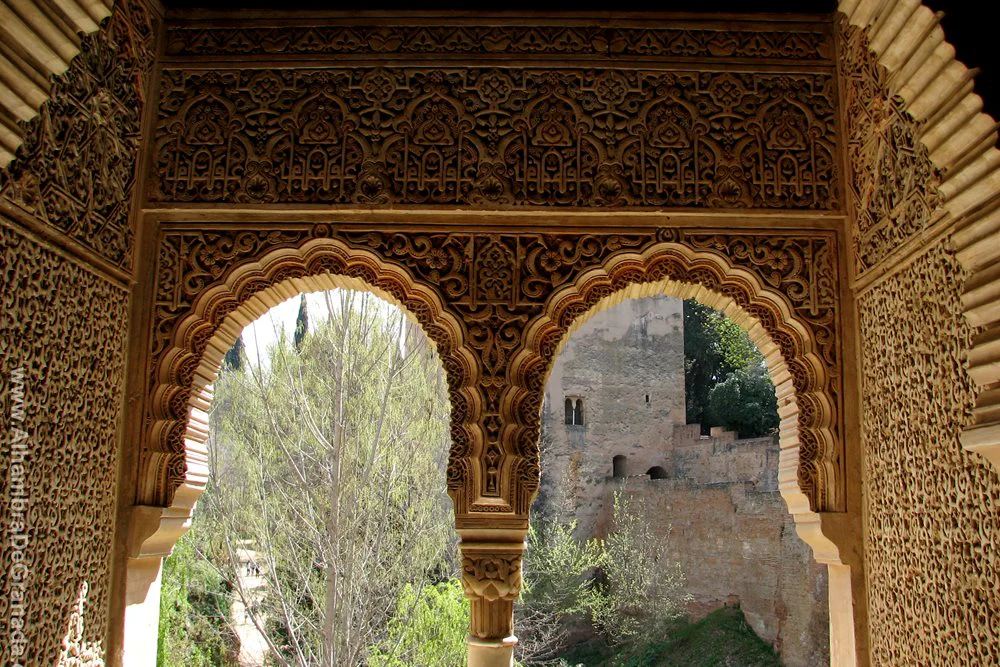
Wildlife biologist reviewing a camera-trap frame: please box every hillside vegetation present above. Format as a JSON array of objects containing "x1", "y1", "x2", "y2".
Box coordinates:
[{"x1": 560, "y1": 607, "x2": 783, "y2": 667}]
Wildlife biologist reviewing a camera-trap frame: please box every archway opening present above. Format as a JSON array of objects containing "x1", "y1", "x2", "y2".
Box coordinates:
[
  {"x1": 527, "y1": 286, "x2": 838, "y2": 666},
  {"x1": 646, "y1": 466, "x2": 667, "y2": 480},
  {"x1": 613, "y1": 455, "x2": 628, "y2": 478},
  {"x1": 153, "y1": 285, "x2": 464, "y2": 667}
]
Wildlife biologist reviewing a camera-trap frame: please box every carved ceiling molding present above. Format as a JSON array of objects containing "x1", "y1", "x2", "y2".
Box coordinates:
[
  {"x1": 142, "y1": 225, "x2": 843, "y2": 529},
  {"x1": 837, "y1": 0, "x2": 1000, "y2": 469},
  {"x1": 0, "y1": 0, "x2": 157, "y2": 272},
  {"x1": 163, "y1": 21, "x2": 832, "y2": 63},
  {"x1": 150, "y1": 66, "x2": 839, "y2": 211},
  {"x1": 0, "y1": 0, "x2": 114, "y2": 166}
]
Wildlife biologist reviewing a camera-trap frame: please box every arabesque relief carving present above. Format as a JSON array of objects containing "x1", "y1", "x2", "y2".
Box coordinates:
[
  {"x1": 165, "y1": 23, "x2": 830, "y2": 61},
  {"x1": 145, "y1": 226, "x2": 843, "y2": 527},
  {"x1": 151, "y1": 67, "x2": 838, "y2": 210},
  {"x1": 840, "y1": 21, "x2": 941, "y2": 274},
  {"x1": 0, "y1": 223, "x2": 128, "y2": 667},
  {"x1": 858, "y1": 240, "x2": 1000, "y2": 664},
  {"x1": 0, "y1": 0, "x2": 156, "y2": 273}
]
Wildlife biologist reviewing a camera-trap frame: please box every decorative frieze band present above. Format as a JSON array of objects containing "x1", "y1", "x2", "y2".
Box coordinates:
[
  {"x1": 164, "y1": 21, "x2": 831, "y2": 63},
  {"x1": 150, "y1": 67, "x2": 839, "y2": 210}
]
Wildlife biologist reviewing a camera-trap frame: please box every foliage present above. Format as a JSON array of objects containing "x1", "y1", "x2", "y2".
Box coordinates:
[
  {"x1": 559, "y1": 607, "x2": 780, "y2": 667},
  {"x1": 517, "y1": 517, "x2": 603, "y2": 664},
  {"x1": 157, "y1": 529, "x2": 238, "y2": 667},
  {"x1": 683, "y1": 300, "x2": 776, "y2": 437},
  {"x1": 223, "y1": 334, "x2": 244, "y2": 371},
  {"x1": 294, "y1": 294, "x2": 309, "y2": 352},
  {"x1": 706, "y1": 366, "x2": 780, "y2": 439},
  {"x1": 683, "y1": 300, "x2": 762, "y2": 427},
  {"x1": 368, "y1": 579, "x2": 468, "y2": 667},
  {"x1": 199, "y1": 289, "x2": 455, "y2": 666},
  {"x1": 589, "y1": 492, "x2": 691, "y2": 648}
]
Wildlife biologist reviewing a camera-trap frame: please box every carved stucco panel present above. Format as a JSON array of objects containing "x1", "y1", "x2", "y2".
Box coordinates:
[
  {"x1": 0, "y1": 0, "x2": 156, "y2": 273},
  {"x1": 0, "y1": 223, "x2": 128, "y2": 667},
  {"x1": 840, "y1": 20, "x2": 941, "y2": 274},
  {"x1": 144, "y1": 227, "x2": 843, "y2": 522},
  {"x1": 858, "y1": 241, "x2": 1000, "y2": 664},
  {"x1": 151, "y1": 68, "x2": 838, "y2": 210}
]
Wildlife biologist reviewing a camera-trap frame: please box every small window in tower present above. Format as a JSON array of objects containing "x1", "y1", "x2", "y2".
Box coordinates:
[
  {"x1": 574, "y1": 399, "x2": 584, "y2": 426},
  {"x1": 565, "y1": 398, "x2": 573, "y2": 425},
  {"x1": 645, "y1": 393, "x2": 650, "y2": 407}
]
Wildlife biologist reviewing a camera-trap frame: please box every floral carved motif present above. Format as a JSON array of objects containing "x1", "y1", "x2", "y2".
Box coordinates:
[
  {"x1": 0, "y1": 0, "x2": 156, "y2": 273},
  {"x1": 146, "y1": 226, "x2": 843, "y2": 523},
  {"x1": 151, "y1": 68, "x2": 838, "y2": 210},
  {"x1": 840, "y1": 21, "x2": 941, "y2": 273},
  {"x1": 165, "y1": 24, "x2": 830, "y2": 61}
]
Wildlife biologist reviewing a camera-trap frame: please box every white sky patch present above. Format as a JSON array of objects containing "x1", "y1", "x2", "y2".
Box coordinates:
[
  {"x1": 241, "y1": 291, "x2": 329, "y2": 369},
  {"x1": 239, "y1": 289, "x2": 405, "y2": 370}
]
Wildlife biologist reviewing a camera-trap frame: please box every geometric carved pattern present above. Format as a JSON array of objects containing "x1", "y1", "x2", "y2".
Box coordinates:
[
  {"x1": 840, "y1": 21, "x2": 941, "y2": 274},
  {"x1": 0, "y1": 0, "x2": 156, "y2": 273},
  {"x1": 858, "y1": 240, "x2": 1000, "y2": 664},
  {"x1": 144, "y1": 225, "x2": 844, "y2": 527},
  {"x1": 165, "y1": 24, "x2": 831, "y2": 61},
  {"x1": 151, "y1": 67, "x2": 838, "y2": 210},
  {"x1": 0, "y1": 223, "x2": 128, "y2": 667}
]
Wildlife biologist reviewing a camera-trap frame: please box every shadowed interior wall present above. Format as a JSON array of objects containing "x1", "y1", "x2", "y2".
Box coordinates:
[
  {"x1": 841, "y1": 21, "x2": 1000, "y2": 663},
  {"x1": 0, "y1": 1, "x2": 156, "y2": 663}
]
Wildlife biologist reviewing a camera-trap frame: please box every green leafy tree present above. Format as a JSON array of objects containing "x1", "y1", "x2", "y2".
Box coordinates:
[
  {"x1": 157, "y1": 529, "x2": 238, "y2": 667},
  {"x1": 223, "y1": 335, "x2": 245, "y2": 371},
  {"x1": 707, "y1": 366, "x2": 779, "y2": 438},
  {"x1": 590, "y1": 492, "x2": 691, "y2": 649},
  {"x1": 368, "y1": 579, "x2": 468, "y2": 667},
  {"x1": 516, "y1": 517, "x2": 602, "y2": 665},
  {"x1": 684, "y1": 300, "x2": 772, "y2": 433},
  {"x1": 199, "y1": 289, "x2": 455, "y2": 667},
  {"x1": 293, "y1": 294, "x2": 309, "y2": 352}
]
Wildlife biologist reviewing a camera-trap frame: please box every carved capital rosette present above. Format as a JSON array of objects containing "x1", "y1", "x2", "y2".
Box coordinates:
[
  {"x1": 461, "y1": 550, "x2": 523, "y2": 602},
  {"x1": 460, "y1": 540, "x2": 525, "y2": 642}
]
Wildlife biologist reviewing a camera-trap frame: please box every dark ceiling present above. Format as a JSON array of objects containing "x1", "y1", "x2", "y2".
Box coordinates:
[{"x1": 163, "y1": 0, "x2": 999, "y2": 120}]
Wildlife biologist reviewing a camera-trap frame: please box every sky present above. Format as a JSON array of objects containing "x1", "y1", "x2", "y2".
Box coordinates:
[{"x1": 240, "y1": 292, "x2": 329, "y2": 369}]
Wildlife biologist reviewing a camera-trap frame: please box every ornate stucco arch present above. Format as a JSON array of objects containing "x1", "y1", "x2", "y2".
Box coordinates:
[
  {"x1": 5, "y1": 1, "x2": 1000, "y2": 665},
  {"x1": 517, "y1": 243, "x2": 840, "y2": 517},
  {"x1": 129, "y1": 234, "x2": 476, "y2": 581}
]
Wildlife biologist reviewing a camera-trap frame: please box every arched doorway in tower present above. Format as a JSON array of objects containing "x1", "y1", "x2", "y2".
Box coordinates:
[{"x1": 151, "y1": 284, "x2": 464, "y2": 666}]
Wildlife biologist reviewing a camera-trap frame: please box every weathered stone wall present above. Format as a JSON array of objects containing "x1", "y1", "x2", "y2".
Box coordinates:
[
  {"x1": 611, "y1": 434, "x2": 830, "y2": 667},
  {"x1": 0, "y1": 1, "x2": 156, "y2": 664},
  {"x1": 542, "y1": 295, "x2": 686, "y2": 536},
  {"x1": 541, "y1": 296, "x2": 828, "y2": 666}
]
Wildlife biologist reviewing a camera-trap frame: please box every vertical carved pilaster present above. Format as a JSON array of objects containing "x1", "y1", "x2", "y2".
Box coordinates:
[{"x1": 459, "y1": 534, "x2": 526, "y2": 667}]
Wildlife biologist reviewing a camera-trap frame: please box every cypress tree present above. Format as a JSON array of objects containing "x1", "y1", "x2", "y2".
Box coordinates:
[{"x1": 294, "y1": 293, "x2": 309, "y2": 352}]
